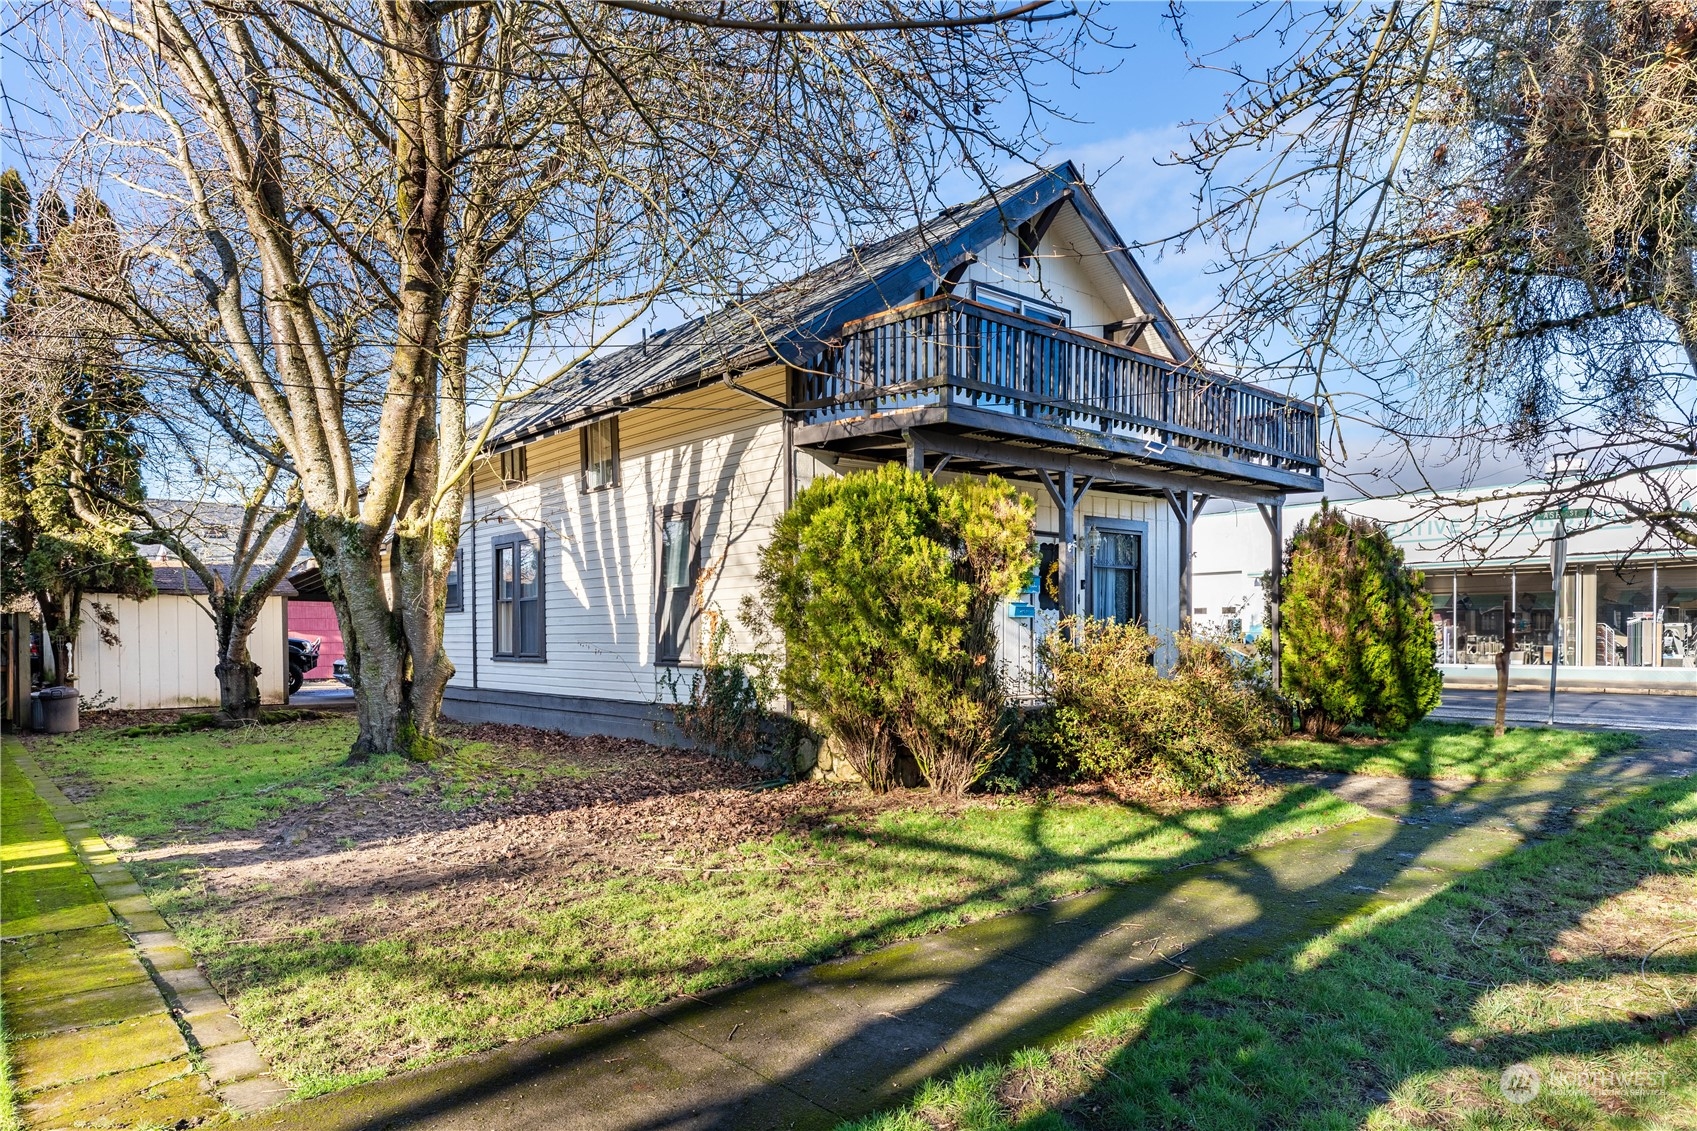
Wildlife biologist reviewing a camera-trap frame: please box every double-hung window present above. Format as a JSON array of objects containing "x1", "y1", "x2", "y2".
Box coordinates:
[
  {"x1": 655, "y1": 501, "x2": 699, "y2": 664},
  {"x1": 581, "y1": 418, "x2": 619, "y2": 491},
  {"x1": 492, "y1": 534, "x2": 544, "y2": 660},
  {"x1": 444, "y1": 549, "x2": 463, "y2": 612}
]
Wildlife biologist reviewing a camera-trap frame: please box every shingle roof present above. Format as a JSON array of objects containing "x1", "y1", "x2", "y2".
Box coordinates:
[
  {"x1": 149, "y1": 563, "x2": 299, "y2": 598},
  {"x1": 491, "y1": 161, "x2": 1172, "y2": 449}
]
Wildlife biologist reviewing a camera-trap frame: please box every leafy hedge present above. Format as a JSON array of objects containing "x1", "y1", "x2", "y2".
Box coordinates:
[{"x1": 1039, "y1": 618, "x2": 1277, "y2": 795}]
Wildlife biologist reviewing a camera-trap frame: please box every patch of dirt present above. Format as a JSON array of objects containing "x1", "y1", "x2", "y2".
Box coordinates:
[
  {"x1": 73, "y1": 707, "x2": 201, "y2": 731},
  {"x1": 149, "y1": 721, "x2": 991, "y2": 944}
]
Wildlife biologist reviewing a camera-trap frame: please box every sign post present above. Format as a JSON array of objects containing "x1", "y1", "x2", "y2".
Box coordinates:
[{"x1": 1548, "y1": 514, "x2": 1568, "y2": 726}]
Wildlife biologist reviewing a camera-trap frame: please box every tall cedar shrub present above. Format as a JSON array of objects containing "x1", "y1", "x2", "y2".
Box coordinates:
[
  {"x1": 757, "y1": 465, "x2": 1033, "y2": 794},
  {"x1": 1041, "y1": 618, "x2": 1274, "y2": 795},
  {"x1": 1279, "y1": 502, "x2": 1442, "y2": 737}
]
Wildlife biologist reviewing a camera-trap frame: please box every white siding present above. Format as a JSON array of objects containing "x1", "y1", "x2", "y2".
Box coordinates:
[
  {"x1": 954, "y1": 207, "x2": 1163, "y2": 353},
  {"x1": 445, "y1": 367, "x2": 790, "y2": 704},
  {"x1": 443, "y1": 208, "x2": 1192, "y2": 710},
  {"x1": 72, "y1": 593, "x2": 289, "y2": 709}
]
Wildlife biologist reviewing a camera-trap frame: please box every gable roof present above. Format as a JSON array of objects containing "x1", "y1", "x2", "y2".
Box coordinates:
[{"x1": 491, "y1": 161, "x2": 1192, "y2": 449}]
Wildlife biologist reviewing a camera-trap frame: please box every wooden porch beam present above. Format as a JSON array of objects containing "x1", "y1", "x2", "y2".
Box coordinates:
[
  {"x1": 1164, "y1": 488, "x2": 1210, "y2": 628},
  {"x1": 901, "y1": 426, "x2": 1290, "y2": 506},
  {"x1": 934, "y1": 254, "x2": 977, "y2": 296},
  {"x1": 1018, "y1": 195, "x2": 1070, "y2": 268}
]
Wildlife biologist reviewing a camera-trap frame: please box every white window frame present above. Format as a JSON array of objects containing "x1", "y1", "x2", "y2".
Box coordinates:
[{"x1": 970, "y1": 281, "x2": 1069, "y2": 327}]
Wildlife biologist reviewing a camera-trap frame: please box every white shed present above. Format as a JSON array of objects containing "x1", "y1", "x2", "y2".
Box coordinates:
[{"x1": 73, "y1": 565, "x2": 294, "y2": 710}]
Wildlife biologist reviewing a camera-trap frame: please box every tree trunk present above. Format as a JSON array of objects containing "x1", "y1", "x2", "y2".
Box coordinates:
[
  {"x1": 216, "y1": 653, "x2": 262, "y2": 721},
  {"x1": 214, "y1": 599, "x2": 267, "y2": 722},
  {"x1": 394, "y1": 523, "x2": 455, "y2": 759},
  {"x1": 1493, "y1": 595, "x2": 1514, "y2": 738},
  {"x1": 307, "y1": 515, "x2": 423, "y2": 761}
]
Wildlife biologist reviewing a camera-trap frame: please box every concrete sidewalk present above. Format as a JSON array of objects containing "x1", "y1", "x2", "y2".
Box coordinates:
[
  {"x1": 1430, "y1": 688, "x2": 1696, "y2": 732},
  {"x1": 1, "y1": 738, "x2": 287, "y2": 1127},
  {"x1": 244, "y1": 757, "x2": 1664, "y2": 1131}
]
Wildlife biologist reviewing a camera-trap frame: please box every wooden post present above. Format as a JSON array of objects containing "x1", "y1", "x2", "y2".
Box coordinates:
[
  {"x1": 1041, "y1": 470, "x2": 1094, "y2": 626},
  {"x1": 1165, "y1": 489, "x2": 1210, "y2": 631},
  {"x1": 1494, "y1": 595, "x2": 1514, "y2": 737},
  {"x1": 1258, "y1": 502, "x2": 1284, "y2": 688},
  {"x1": 903, "y1": 430, "x2": 925, "y2": 475},
  {"x1": 1058, "y1": 469, "x2": 1076, "y2": 619}
]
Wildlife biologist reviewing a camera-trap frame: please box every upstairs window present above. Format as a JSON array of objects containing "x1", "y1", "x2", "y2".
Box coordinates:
[
  {"x1": 445, "y1": 549, "x2": 463, "y2": 612},
  {"x1": 971, "y1": 281, "x2": 1069, "y2": 327},
  {"x1": 492, "y1": 534, "x2": 544, "y2": 660},
  {"x1": 497, "y1": 445, "x2": 528, "y2": 486},
  {"x1": 581, "y1": 418, "x2": 619, "y2": 491}
]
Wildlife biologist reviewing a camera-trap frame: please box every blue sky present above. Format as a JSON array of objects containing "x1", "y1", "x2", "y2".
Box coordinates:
[{"x1": 0, "y1": 4, "x2": 1516, "y2": 494}]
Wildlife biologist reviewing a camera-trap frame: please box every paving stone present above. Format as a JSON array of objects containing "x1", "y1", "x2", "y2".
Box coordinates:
[
  {"x1": 117, "y1": 908, "x2": 171, "y2": 933},
  {"x1": 107, "y1": 893, "x2": 153, "y2": 915},
  {"x1": 21, "y1": 1056, "x2": 222, "y2": 1128},
  {"x1": 10, "y1": 1011, "x2": 189, "y2": 1093},
  {"x1": 183, "y1": 1006, "x2": 248, "y2": 1050},
  {"x1": 4, "y1": 977, "x2": 166, "y2": 1036},
  {"x1": 204, "y1": 1039, "x2": 268, "y2": 1084},
  {"x1": 139, "y1": 942, "x2": 199, "y2": 973},
  {"x1": 132, "y1": 929, "x2": 176, "y2": 949},
  {"x1": 173, "y1": 986, "x2": 227, "y2": 1015},
  {"x1": 156, "y1": 966, "x2": 214, "y2": 997},
  {"x1": 220, "y1": 1074, "x2": 294, "y2": 1114},
  {"x1": 96, "y1": 881, "x2": 146, "y2": 900}
]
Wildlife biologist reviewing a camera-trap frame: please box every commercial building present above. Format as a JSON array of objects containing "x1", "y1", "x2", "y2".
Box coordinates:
[{"x1": 1192, "y1": 482, "x2": 1697, "y2": 695}]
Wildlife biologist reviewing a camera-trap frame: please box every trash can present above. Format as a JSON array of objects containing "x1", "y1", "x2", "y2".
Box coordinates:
[{"x1": 37, "y1": 685, "x2": 79, "y2": 733}]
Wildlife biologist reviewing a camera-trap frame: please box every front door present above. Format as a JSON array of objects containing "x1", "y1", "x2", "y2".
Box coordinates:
[{"x1": 1088, "y1": 522, "x2": 1144, "y2": 625}]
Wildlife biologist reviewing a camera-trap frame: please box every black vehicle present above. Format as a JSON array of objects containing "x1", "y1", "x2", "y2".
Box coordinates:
[
  {"x1": 332, "y1": 657, "x2": 355, "y2": 689},
  {"x1": 287, "y1": 635, "x2": 321, "y2": 695}
]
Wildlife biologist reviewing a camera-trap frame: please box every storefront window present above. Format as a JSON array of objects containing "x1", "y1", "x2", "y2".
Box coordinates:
[{"x1": 1426, "y1": 561, "x2": 1697, "y2": 670}]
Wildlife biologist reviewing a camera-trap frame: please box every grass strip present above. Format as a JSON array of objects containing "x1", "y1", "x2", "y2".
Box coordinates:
[{"x1": 1262, "y1": 719, "x2": 1638, "y2": 781}]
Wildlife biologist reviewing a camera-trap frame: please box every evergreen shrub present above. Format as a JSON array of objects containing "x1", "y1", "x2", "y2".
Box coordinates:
[
  {"x1": 1279, "y1": 502, "x2": 1442, "y2": 737},
  {"x1": 756, "y1": 464, "x2": 1033, "y2": 794}
]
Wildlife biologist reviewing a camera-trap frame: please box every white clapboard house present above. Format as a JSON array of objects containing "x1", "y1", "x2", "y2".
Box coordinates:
[{"x1": 441, "y1": 163, "x2": 1322, "y2": 740}]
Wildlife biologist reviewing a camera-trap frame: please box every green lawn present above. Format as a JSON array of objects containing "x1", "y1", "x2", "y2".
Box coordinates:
[
  {"x1": 27, "y1": 719, "x2": 1372, "y2": 1098},
  {"x1": 844, "y1": 775, "x2": 1697, "y2": 1131},
  {"x1": 27, "y1": 718, "x2": 573, "y2": 844},
  {"x1": 1262, "y1": 720, "x2": 1638, "y2": 781}
]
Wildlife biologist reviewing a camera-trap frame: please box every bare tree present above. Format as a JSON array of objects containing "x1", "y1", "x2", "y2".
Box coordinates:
[
  {"x1": 1167, "y1": 1, "x2": 1697, "y2": 550},
  {"x1": 25, "y1": 0, "x2": 1105, "y2": 758}
]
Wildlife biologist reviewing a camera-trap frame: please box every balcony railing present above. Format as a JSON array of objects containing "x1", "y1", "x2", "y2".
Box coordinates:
[{"x1": 797, "y1": 295, "x2": 1320, "y2": 473}]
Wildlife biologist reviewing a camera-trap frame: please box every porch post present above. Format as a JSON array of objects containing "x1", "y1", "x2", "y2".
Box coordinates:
[
  {"x1": 903, "y1": 429, "x2": 925, "y2": 475},
  {"x1": 1258, "y1": 501, "x2": 1284, "y2": 687},
  {"x1": 1040, "y1": 470, "x2": 1086, "y2": 621},
  {"x1": 1059, "y1": 470, "x2": 1077, "y2": 619},
  {"x1": 1165, "y1": 489, "x2": 1210, "y2": 630}
]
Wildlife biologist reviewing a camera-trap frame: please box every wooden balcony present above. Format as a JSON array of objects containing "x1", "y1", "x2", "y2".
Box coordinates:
[{"x1": 792, "y1": 295, "x2": 1322, "y2": 499}]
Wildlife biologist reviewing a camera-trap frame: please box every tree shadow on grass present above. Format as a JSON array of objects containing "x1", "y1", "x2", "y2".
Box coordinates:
[
  {"x1": 919, "y1": 774, "x2": 1697, "y2": 1131},
  {"x1": 226, "y1": 761, "x2": 1651, "y2": 1130}
]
